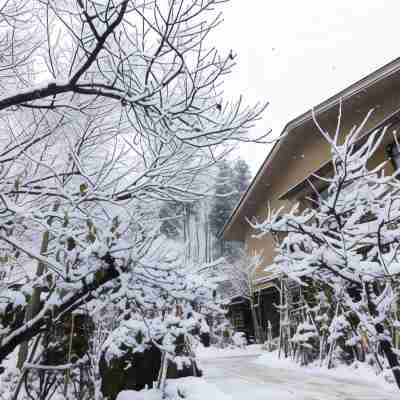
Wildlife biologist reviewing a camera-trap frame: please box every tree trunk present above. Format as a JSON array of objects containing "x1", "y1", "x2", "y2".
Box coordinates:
[
  {"x1": 365, "y1": 282, "x2": 400, "y2": 389},
  {"x1": 17, "y1": 230, "x2": 49, "y2": 369},
  {"x1": 250, "y1": 298, "x2": 263, "y2": 344},
  {"x1": 376, "y1": 323, "x2": 400, "y2": 389}
]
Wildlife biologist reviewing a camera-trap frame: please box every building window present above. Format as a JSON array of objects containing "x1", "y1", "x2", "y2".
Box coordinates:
[{"x1": 232, "y1": 310, "x2": 245, "y2": 329}]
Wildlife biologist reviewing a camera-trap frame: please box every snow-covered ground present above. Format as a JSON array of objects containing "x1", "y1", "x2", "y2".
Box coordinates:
[
  {"x1": 196, "y1": 344, "x2": 264, "y2": 360},
  {"x1": 117, "y1": 377, "x2": 232, "y2": 400},
  {"x1": 114, "y1": 346, "x2": 400, "y2": 399},
  {"x1": 199, "y1": 347, "x2": 400, "y2": 400}
]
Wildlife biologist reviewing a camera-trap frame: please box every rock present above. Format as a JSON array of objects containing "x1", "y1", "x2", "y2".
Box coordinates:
[
  {"x1": 100, "y1": 344, "x2": 161, "y2": 400},
  {"x1": 200, "y1": 332, "x2": 210, "y2": 347},
  {"x1": 167, "y1": 358, "x2": 202, "y2": 379}
]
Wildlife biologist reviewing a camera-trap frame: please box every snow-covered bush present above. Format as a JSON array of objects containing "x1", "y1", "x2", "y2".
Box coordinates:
[
  {"x1": 211, "y1": 319, "x2": 234, "y2": 348},
  {"x1": 291, "y1": 320, "x2": 319, "y2": 365},
  {"x1": 99, "y1": 313, "x2": 211, "y2": 399}
]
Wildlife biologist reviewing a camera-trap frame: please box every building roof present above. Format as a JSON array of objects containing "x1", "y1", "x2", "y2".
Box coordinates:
[{"x1": 222, "y1": 56, "x2": 400, "y2": 241}]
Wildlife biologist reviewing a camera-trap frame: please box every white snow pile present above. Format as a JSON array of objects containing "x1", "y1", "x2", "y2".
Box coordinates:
[
  {"x1": 231, "y1": 332, "x2": 247, "y2": 348},
  {"x1": 116, "y1": 377, "x2": 232, "y2": 400}
]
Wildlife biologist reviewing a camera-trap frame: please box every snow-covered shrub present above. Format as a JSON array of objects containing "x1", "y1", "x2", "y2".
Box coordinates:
[
  {"x1": 291, "y1": 320, "x2": 318, "y2": 365},
  {"x1": 211, "y1": 319, "x2": 234, "y2": 348},
  {"x1": 232, "y1": 332, "x2": 247, "y2": 348},
  {"x1": 99, "y1": 313, "x2": 211, "y2": 399}
]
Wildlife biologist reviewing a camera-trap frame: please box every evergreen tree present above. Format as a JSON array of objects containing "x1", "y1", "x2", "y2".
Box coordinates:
[
  {"x1": 208, "y1": 158, "x2": 252, "y2": 260},
  {"x1": 159, "y1": 201, "x2": 184, "y2": 239},
  {"x1": 233, "y1": 158, "x2": 252, "y2": 198},
  {"x1": 209, "y1": 160, "x2": 236, "y2": 237}
]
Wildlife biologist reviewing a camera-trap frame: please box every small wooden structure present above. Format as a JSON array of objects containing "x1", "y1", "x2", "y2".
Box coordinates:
[{"x1": 228, "y1": 297, "x2": 255, "y2": 342}]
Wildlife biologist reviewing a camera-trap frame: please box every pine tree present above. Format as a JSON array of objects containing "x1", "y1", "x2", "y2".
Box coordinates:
[
  {"x1": 209, "y1": 160, "x2": 236, "y2": 237},
  {"x1": 233, "y1": 158, "x2": 252, "y2": 199},
  {"x1": 159, "y1": 201, "x2": 184, "y2": 239}
]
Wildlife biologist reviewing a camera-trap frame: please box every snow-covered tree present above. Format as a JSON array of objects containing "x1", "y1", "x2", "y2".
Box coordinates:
[
  {"x1": 0, "y1": 0, "x2": 266, "y2": 395},
  {"x1": 209, "y1": 161, "x2": 236, "y2": 236},
  {"x1": 159, "y1": 202, "x2": 184, "y2": 239},
  {"x1": 233, "y1": 158, "x2": 252, "y2": 197},
  {"x1": 209, "y1": 158, "x2": 252, "y2": 259},
  {"x1": 220, "y1": 250, "x2": 265, "y2": 343},
  {"x1": 209, "y1": 158, "x2": 252, "y2": 239},
  {"x1": 208, "y1": 160, "x2": 236, "y2": 258},
  {"x1": 251, "y1": 111, "x2": 400, "y2": 388}
]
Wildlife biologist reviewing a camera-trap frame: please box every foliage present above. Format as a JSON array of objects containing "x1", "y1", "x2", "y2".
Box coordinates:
[
  {"x1": 209, "y1": 160, "x2": 236, "y2": 237},
  {"x1": 233, "y1": 158, "x2": 252, "y2": 197},
  {"x1": 209, "y1": 158, "x2": 252, "y2": 259}
]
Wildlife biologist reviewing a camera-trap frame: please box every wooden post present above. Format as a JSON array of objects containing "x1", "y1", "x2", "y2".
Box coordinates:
[
  {"x1": 157, "y1": 351, "x2": 169, "y2": 397},
  {"x1": 278, "y1": 277, "x2": 284, "y2": 359},
  {"x1": 17, "y1": 230, "x2": 50, "y2": 369},
  {"x1": 64, "y1": 313, "x2": 75, "y2": 398}
]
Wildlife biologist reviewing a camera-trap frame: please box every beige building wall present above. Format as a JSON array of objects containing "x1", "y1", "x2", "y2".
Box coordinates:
[{"x1": 239, "y1": 78, "x2": 400, "y2": 287}]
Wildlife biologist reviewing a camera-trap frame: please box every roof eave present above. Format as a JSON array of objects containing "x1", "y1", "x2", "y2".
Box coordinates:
[{"x1": 222, "y1": 56, "x2": 400, "y2": 241}]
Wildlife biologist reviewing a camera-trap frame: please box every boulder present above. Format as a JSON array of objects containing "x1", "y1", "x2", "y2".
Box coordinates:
[
  {"x1": 200, "y1": 332, "x2": 210, "y2": 347},
  {"x1": 99, "y1": 344, "x2": 162, "y2": 400}
]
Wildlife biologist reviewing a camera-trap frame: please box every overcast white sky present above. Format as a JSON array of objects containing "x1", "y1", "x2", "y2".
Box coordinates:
[{"x1": 213, "y1": 1, "x2": 400, "y2": 174}]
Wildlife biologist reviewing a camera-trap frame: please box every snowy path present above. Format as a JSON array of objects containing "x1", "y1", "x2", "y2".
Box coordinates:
[{"x1": 201, "y1": 354, "x2": 400, "y2": 400}]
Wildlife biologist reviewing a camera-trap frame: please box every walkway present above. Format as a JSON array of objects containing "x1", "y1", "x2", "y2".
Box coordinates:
[{"x1": 201, "y1": 353, "x2": 399, "y2": 400}]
